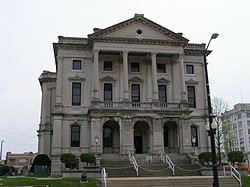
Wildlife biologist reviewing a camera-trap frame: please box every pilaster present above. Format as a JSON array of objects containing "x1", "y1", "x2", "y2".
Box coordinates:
[
  {"x1": 151, "y1": 52, "x2": 159, "y2": 101},
  {"x1": 122, "y1": 51, "x2": 129, "y2": 101},
  {"x1": 93, "y1": 49, "x2": 100, "y2": 100}
]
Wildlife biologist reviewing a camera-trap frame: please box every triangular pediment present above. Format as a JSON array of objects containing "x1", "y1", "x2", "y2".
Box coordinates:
[
  {"x1": 158, "y1": 77, "x2": 170, "y2": 84},
  {"x1": 89, "y1": 14, "x2": 188, "y2": 43},
  {"x1": 129, "y1": 76, "x2": 144, "y2": 83},
  {"x1": 100, "y1": 76, "x2": 117, "y2": 82}
]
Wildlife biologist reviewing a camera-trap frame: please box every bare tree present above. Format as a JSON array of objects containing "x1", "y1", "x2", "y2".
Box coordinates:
[{"x1": 212, "y1": 97, "x2": 229, "y2": 165}]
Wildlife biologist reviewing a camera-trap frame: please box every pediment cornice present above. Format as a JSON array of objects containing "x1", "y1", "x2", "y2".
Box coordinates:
[
  {"x1": 100, "y1": 76, "x2": 117, "y2": 82},
  {"x1": 88, "y1": 15, "x2": 189, "y2": 44},
  {"x1": 68, "y1": 75, "x2": 86, "y2": 82},
  {"x1": 185, "y1": 78, "x2": 199, "y2": 85},
  {"x1": 129, "y1": 76, "x2": 144, "y2": 83},
  {"x1": 157, "y1": 77, "x2": 170, "y2": 84}
]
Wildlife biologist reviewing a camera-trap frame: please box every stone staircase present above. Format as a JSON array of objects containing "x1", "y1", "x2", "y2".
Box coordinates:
[{"x1": 105, "y1": 176, "x2": 240, "y2": 187}]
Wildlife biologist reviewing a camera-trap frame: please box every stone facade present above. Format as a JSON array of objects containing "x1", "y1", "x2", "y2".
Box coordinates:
[{"x1": 38, "y1": 14, "x2": 210, "y2": 176}]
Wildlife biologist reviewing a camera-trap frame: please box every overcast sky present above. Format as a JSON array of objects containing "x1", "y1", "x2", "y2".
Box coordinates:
[{"x1": 0, "y1": 0, "x2": 249, "y2": 158}]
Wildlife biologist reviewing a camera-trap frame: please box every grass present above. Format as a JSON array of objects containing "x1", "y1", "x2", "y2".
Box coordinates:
[
  {"x1": 0, "y1": 176, "x2": 99, "y2": 187},
  {"x1": 242, "y1": 176, "x2": 250, "y2": 187}
]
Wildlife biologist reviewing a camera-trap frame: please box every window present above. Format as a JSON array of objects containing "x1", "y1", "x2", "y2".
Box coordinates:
[
  {"x1": 72, "y1": 60, "x2": 82, "y2": 70},
  {"x1": 103, "y1": 127, "x2": 112, "y2": 147},
  {"x1": 104, "y1": 61, "x2": 112, "y2": 71},
  {"x1": 247, "y1": 112, "x2": 250, "y2": 118},
  {"x1": 104, "y1": 83, "x2": 112, "y2": 101},
  {"x1": 131, "y1": 62, "x2": 140, "y2": 72},
  {"x1": 131, "y1": 84, "x2": 140, "y2": 102},
  {"x1": 157, "y1": 63, "x2": 166, "y2": 73},
  {"x1": 187, "y1": 86, "x2": 196, "y2": 108},
  {"x1": 191, "y1": 126, "x2": 198, "y2": 147},
  {"x1": 158, "y1": 85, "x2": 167, "y2": 103},
  {"x1": 186, "y1": 65, "x2": 194, "y2": 74},
  {"x1": 71, "y1": 125, "x2": 80, "y2": 147},
  {"x1": 238, "y1": 121, "x2": 242, "y2": 128},
  {"x1": 72, "y1": 83, "x2": 81, "y2": 106},
  {"x1": 239, "y1": 129, "x2": 243, "y2": 137},
  {"x1": 238, "y1": 113, "x2": 241, "y2": 119}
]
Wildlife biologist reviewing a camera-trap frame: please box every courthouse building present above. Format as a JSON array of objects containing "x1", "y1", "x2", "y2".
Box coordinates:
[{"x1": 38, "y1": 14, "x2": 210, "y2": 176}]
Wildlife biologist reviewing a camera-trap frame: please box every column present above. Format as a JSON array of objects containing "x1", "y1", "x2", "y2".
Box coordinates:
[
  {"x1": 123, "y1": 51, "x2": 129, "y2": 101},
  {"x1": 119, "y1": 59, "x2": 123, "y2": 101},
  {"x1": 179, "y1": 53, "x2": 186, "y2": 102},
  {"x1": 93, "y1": 50, "x2": 99, "y2": 100},
  {"x1": 151, "y1": 52, "x2": 158, "y2": 101},
  {"x1": 146, "y1": 58, "x2": 152, "y2": 102},
  {"x1": 55, "y1": 56, "x2": 63, "y2": 104}
]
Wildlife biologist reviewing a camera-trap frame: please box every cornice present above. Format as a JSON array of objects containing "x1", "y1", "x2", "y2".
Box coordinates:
[
  {"x1": 100, "y1": 76, "x2": 117, "y2": 82},
  {"x1": 53, "y1": 43, "x2": 89, "y2": 51},
  {"x1": 157, "y1": 77, "x2": 170, "y2": 84},
  {"x1": 185, "y1": 78, "x2": 199, "y2": 85},
  {"x1": 129, "y1": 76, "x2": 144, "y2": 83},
  {"x1": 68, "y1": 75, "x2": 86, "y2": 82},
  {"x1": 38, "y1": 71, "x2": 57, "y2": 85},
  {"x1": 91, "y1": 37, "x2": 187, "y2": 47}
]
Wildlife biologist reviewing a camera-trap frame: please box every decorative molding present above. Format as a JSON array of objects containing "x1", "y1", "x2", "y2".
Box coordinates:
[
  {"x1": 128, "y1": 76, "x2": 144, "y2": 83},
  {"x1": 100, "y1": 76, "x2": 117, "y2": 83},
  {"x1": 157, "y1": 77, "x2": 170, "y2": 84},
  {"x1": 68, "y1": 75, "x2": 86, "y2": 82},
  {"x1": 185, "y1": 78, "x2": 199, "y2": 85}
]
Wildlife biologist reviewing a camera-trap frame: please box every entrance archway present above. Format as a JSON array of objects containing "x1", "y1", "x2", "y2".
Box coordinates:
[
  {"x1": 163, "y1": 121, "x2": 178, "y2": 153},
  {"x1": 134, "y1": 121, "x2": 150, "y2": 154},
  {"x1": 103, "y1": 120, "x2": 120, "y2": 154}
]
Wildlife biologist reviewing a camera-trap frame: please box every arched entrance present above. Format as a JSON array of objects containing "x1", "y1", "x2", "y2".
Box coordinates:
[
  {"x1": 103, "y1": 120, "x2": 120, "y2": 154},
  {"x1": 134, "y1": 121, "x2": 150, "y2": 154},
  {"x1": 163, "y1": 121, "x2": 178, "y2": 153}
]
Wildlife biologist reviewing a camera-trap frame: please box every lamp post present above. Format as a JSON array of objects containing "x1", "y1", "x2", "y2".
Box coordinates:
[
  {"x1": 0, "y1": 140, "x2": 4, "y2": 162},
  {"x1": 95, "y1": 137, "x2": 99, "y2": 156},
  {"x1": 204, "y1": 33, "x2": 219, "y2": 187}
]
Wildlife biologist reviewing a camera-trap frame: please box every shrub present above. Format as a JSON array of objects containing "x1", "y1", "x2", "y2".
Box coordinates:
[
  {"x1": 60, "y1": 153, "x2": 76, "y2": 170},
  {"x1": 80, "y1": 153, "x2": 96, "y2": 166},
  {"x1": 198, "y1": 152, "x2": 212, "y2": 165},
  {"x1": 228, "y1": 151, "x2": 244, "y2": 165},
  {"x1": 0, "y1": 166, "x2": 15, "y2": 175},
  {"x1": 30, "y1": 154, "x2": 51, "y2": 173}
]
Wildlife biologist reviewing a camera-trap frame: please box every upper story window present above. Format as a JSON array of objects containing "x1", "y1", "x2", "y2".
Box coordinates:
[
  {"x1": 247, "y1": 112, "x2": 250, "y2": 118},
  {"x1": 104, "y1": 61, "x2": 112, "y2": 71},
  {"x1": 131, "y1": 84, "x2": 140, "y2": 102},
  {"x1": 187, "y1": 86, "x2": 196, "y2": 108},
  {"x1": 71, "y1": 125, "x2": 80, "y2": 147},
  {"x1": 104, "y1": 83, "x2": 112, "y2": 101},
  {"x1": 157, "y1": 63, "x2": 166, "y2": 73},
  {"x1": 131, "y1": 62, "x2": 140, "y2": 72},
  {"x1": 158, "y1": 85, "x2": 167, "y2": 103},
  {"x1": 186, "y1": 65, "x2": 194, "y2": 74},
  {"x1": 72, "y1": 60, "x2": 82, "y2": 70},
  {"x1": 72, "y1": 83, "x2": 81, "y2": 106}
]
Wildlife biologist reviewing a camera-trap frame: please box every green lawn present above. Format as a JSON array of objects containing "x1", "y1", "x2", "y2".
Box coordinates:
[
  {"x1": 242, "y1": 176, "x2": 250, "y2": 187},
  {"x1": 0, "y1": 176, "x2": 99, "y2": 187}
]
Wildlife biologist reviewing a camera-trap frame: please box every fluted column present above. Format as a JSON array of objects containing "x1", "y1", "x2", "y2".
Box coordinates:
[
  {"x1": 179, "y1": 53, "x2": 186, "y2": 102},
  {"x1": 55, "y1": 56, "x2": 63, "y2": 104},
  {"x1": 151, "y1": 52, "x2": 158, "y2": 101},
  {"x1": 146, "y1": 58, "x2": 152, "y2": 102},
  {"x1": 123, "y1": 51, "x2": 129, "y2": 101},
  {"x1": 93, "y1": 50, "x2": 99, "y2": 100}
]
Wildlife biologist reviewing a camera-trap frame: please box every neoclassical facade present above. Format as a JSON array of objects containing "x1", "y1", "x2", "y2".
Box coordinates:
[{"x1": 38, "y1": 14, "x2": 210, "y2": 176}]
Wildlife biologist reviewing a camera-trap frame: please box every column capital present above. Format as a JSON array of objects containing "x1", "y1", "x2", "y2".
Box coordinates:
[
  {"x1": 122, "y1": 50, "x2": 128, "y2": 56},
  {"x1": 178, "y1": 53, "x2": 184, "y2": 58},
  {"x1": 151, "y1": 51, "x2": 157, "y2": 56},
  {"x1": 93, "y1": 49, "x2": 100, "y2": 53}
]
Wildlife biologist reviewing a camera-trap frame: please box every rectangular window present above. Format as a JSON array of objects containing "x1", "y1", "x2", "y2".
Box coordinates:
[
  {"x1": 72, "y1": 60, "x2": 82, "y2": 70},
  {"x1": 131, "y1": 62, "x2": 140, "y2": 72},
  {"x1": 131, "y1": 84, "x2": 140, "y2": 102},
  {"x1": 238, "y1": 113, "x2": 241, "y2": 119},
  {"x1": 72, "y1": 83, "x2": 81, "y2": 106},
  {"x1": 247, "y1": 112, "x2": 250, "y2": 118},
  {"x1": 191, "y1": 126, "x2": 198, "y2": 147},
  {"x1": 186, "y1": 65, "x2": 194, "y2": 74},
  {"x1": 104, "y1": 83, "x2": 112, "y2": 101},
  {"x1": 157, "y1": 63, "x2": 166, "y2": 73},
  {"x1": 104, "y1": 61, "x2": 112, "y2": 71},
  {"x1": 187, "y1": 86, "x2": 196, "y2": 108},
  {"x1": 158, "y1": 85, "x2": 167, "y2": 103}
]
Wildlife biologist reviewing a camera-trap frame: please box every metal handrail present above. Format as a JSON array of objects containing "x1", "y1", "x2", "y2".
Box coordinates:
[
  {"x1": 128, "y1": 151, "x2": 139, "y2": 176},
  {"x1": 223, "y1": 165, "x2": 242, "y2": 187},
  {"x1": 101, "y1": 167, "x2": 107, "y2": 187},
  {"x1": 160, "y1": 152, "x2": 175, "y2": 175}
]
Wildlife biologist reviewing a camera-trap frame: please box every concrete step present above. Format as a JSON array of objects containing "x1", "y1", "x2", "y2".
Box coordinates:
[{"x1": 105, "y1": 176, "x2": 240, "y2": 187}]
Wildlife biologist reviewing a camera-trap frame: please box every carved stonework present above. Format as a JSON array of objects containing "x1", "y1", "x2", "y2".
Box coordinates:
[
  {"x1": 100, "y1": 76, "x2": 117, "y2": 83},
  {"x1": 68, "y1": 75, "x2": 86, "y2": 82},
  {"x1": 128, "y1": 76, "x2": 144, "y2": 83},
  {"x1": 185, "y1": 78, "x2": 199, "y2": 85},
  {"x1": 157, "y1": 77, "x2": 170, "y2": 84}
]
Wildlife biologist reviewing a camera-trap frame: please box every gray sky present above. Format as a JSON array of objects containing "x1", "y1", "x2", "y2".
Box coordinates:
[{"x1": 0, "y1": 0, "x2": 249, "y2": 158}]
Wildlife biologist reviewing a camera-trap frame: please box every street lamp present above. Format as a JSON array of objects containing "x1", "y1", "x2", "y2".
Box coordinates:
[
  {"x1": 0, "y1": 140, "x2": 4, "y2": 162},
  {"x1": 204, "y1": 33, "x2": 219, "y2": 187},
  {"x1": 95, "y1": 137, "x2": 99, "y2": 156}
]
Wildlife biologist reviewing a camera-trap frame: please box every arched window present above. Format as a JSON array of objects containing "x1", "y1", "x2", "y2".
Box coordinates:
[
  {"x1": 71, "y1": 125, "x2": 80, "y2": 147},
  {"x1": 103, "y1": 127, "x2": 112, "y2": 147},
  {"x1": 191, "y1": 126, "x2": 198, "y2": 147}
]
